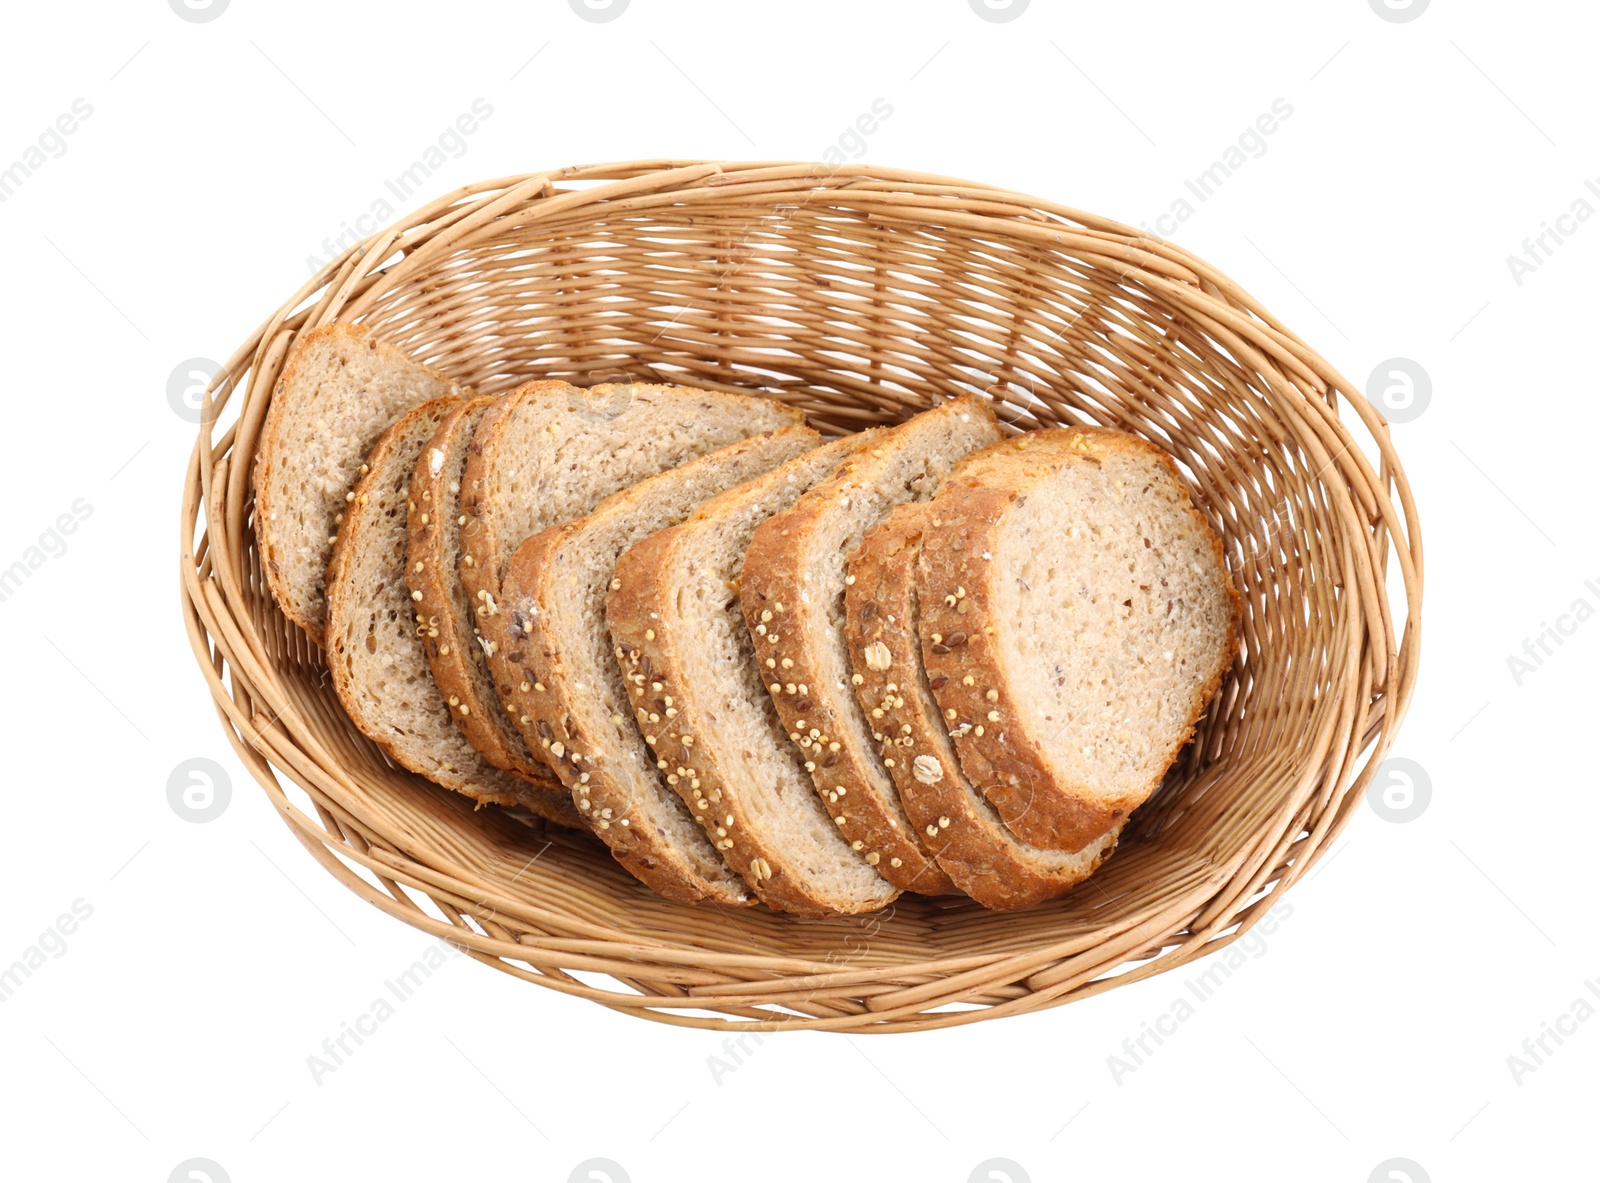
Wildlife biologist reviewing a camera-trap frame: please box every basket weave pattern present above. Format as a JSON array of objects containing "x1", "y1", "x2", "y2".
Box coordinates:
[{"x1": 179, "y1": 161, "x2": 1422, "y2": 1032}]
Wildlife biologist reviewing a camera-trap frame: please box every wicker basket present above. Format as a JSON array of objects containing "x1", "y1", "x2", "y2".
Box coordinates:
[{"x1": 179, "y1": 160, "x2": 1422, "y2": 1032}]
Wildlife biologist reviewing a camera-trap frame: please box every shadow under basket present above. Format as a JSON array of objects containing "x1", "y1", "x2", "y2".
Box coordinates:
[{"x1": 179, "y1": 160, "x2": 1422, "y2": 1032}]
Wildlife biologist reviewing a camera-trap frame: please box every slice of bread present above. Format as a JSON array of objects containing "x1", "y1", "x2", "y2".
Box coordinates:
[
  {"x1": 846, "y1": 503, "x2": 1121, "y2": 909},
  {"x1": 430, "y1": 380, "x2": 805, "y2": 784},
  {"x1": 607, "y1": 433, "x2": 899, "y2": 916},
  {"x1": 501, "y1": 428, "x2": 823, "y2": 905},
  {"x1": 256, "y1": 324, "x2": 467, "y2": 644},
  {"x1": 406, "y1": 396, "x2": 562, "y2": 794},
  {"x1": 737, "y1": 395, "x2": 1002, "y2": 895},
  {"x1": 916, "y1": 427, "x2": 1239, "y2": 852},
  {"x1": 324, "y1": 396, "x2": 550, "y2": 809}
]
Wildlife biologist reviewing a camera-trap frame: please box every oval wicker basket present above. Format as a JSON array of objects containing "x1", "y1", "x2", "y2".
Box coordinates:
[{"x1": 179, "y1": 160, "x2": 1422, "y2": 1032}]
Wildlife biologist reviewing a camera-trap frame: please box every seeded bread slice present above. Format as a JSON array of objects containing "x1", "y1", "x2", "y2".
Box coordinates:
[
  {"x1": 436, "y1": 381, "x2": 805, "y2": 783},
  {"x1": 406, "y1": 396, "x2": 562, "y2": 794},
  {"x1": 256, "y1": 323, "x2": 467, "y2": 644},
  {"x1": 737, "y1": 395, "x2": 1002, "y2": 895},
  {"x1": 607, "y1": 433, "x2": 899, "y2": 916},
  {"x1": 847, "y1": 503, "x2": 1121, "y2": 909},
  {"x1": 324, "y1": 397, "x2": 544, "y2": 809},
  {"x1": 916, "y1": 427, "x2": 1239, "y2": 853},
  {"x1": 502, "y1": 428, "x2": 822, "y2": 905}
]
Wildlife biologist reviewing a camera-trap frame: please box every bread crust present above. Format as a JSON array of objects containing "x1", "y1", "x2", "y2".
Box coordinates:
[
  {"x1": 847, "y1": 503, "x2": 1119, "y2": 909},
  {"x1": 917, "y1": 427, "x2": 1241, "y2": 852},
  {"x1": 256, "y1": 323, "x2": 465, "y2": 645},
  {"x1": 508, "y1": 524, "x2": 746, "y2": 905},
  {"x1": 443, "y1": 381, "x2": 806, "y2": 791},
  {"x1": 405, "y1": 395, "x2": 562, "y2": 791},
  {"x1": 489, "y1": 432, "x2": 812, "y2": 909},
  {"x1": 736, "y1": 398, "x2": 1003, "y2": 895},
  {"x1": 425, "y1": 382, "x2": 573, "y2": 783},
  {"x1": 606, "y1": 444, "x2": 899, "y2": 916},
  {"x1": 325, "y1": 396, "x2": 546, "y2": 809},
  {"x1": 493, "y1": 431, "x2": 823, "y2": 907}
]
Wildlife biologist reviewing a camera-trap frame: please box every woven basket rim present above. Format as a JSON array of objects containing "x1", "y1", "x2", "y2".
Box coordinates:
[{"x1": 178, "y1": 159, "x2": 1423, "y2": 1032}]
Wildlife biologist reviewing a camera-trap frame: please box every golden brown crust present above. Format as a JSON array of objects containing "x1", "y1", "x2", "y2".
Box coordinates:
[
  {"x1": 916, "y1": 481, "x2": 1122, "y2": 851},
  {"x1": 429, "y1": 382, "x2": 573, "y2": 783},
  {"x1": 256, "y1": 323, "x2": 362, "y2": 646},
  {"x1": 847, "y1": 503, "x2": 1119, "y2": 908},
  {"x1": 324, "y1": 395, "x2": 537, "y2": 807},
  {"x1": 449, "y1": 382, "x2": 806, "y2": 792},
  {"x1": 455, "y1": 379, "x2": 573, "y2": 600},
  {"x1": 739, "y1": 454, "x2": 957, "y2": 896},
  {"x1": 608, "y1": 525, "x2": 878, "y2": 915},
  {"x1": 499, "y1": 526, "x2": 750, "y2": 906},
  {"x1": 488, "y1": 427, "x2": 820, "y2": 906},
  {"x1": 917, "y1": 428, "x2": 1240, "y2": 853},
  {"x1": 405, "y1": 395, "x2": 563, "y2": 792},
  {"x1": 256, "y1": 323, "x2": 460, "y2": 646}
]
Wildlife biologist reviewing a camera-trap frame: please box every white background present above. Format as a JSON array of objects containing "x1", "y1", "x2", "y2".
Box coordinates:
[{"x1": 0, "y1": 1, "x2": 1594, "y2": 1180}]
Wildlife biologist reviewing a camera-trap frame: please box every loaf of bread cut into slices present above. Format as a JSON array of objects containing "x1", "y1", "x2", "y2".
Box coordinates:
[
  {"x1": 406, "y1": 395, "x2": 561, "y2": 795},
  {"x1": 846, "y1": 502, "x2": 1121, "y2": 909},
  {"x1": 433, "y1": 381, "x2": 806, "y2": 786},
  {"x1": 256, "y1": 324, "x2": 467, "y2": 644},
  {"x1": 737, "y1": 395, "x2": 1002, "y2": 895},
  {"x1": 607, "y1": 433, "x2": 899, "y2": 916},
  {"x1": 324, "y1": 396, "x2": 561, "y2": 813},
  {"x1": 916, "y1": 427, "x2": 1239, "y2": 853},
  {"x1": 501, "y1": 427, "x2": 822, "y2": 905}
]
